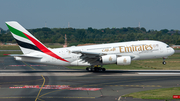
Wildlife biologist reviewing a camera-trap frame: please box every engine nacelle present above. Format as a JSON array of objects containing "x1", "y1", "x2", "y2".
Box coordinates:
[
  {"x1": 101, "y1": 55, "x2": 117, "y2": 64},
  {"x1": 117, "y1": 56, "x2": 131, "y2": 65}
]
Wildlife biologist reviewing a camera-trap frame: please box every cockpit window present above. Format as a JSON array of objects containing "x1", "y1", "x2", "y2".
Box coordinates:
[{"x1": 167, "y1": 46, "x2": 170, "y2": 48}]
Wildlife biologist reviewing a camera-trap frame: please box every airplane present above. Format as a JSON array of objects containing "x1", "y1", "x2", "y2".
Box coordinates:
[{"x1": 5, "y1": 21, "x2": 175, "y2": 72}]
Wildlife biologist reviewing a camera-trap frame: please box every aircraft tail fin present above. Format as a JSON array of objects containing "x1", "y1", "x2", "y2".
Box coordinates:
[
  {"x1": 5, "y1": 21, "x2": 69, "y2": 62},
  {"x1": 5, "y1": 21, "x2": 47, "y2": 54}
]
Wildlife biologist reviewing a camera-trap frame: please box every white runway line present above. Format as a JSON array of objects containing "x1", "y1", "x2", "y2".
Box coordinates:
[
  {"x1": 138, "y1": 73, "x2": 180, "y2": 75},
  {"x1": 118, "y1": 96, "x2": 121, "y2": 101}
]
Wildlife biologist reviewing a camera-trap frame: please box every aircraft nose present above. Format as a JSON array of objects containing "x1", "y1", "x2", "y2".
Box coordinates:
[{"x1": 171, "y1": 47, "x2": 175, "y2": 55}]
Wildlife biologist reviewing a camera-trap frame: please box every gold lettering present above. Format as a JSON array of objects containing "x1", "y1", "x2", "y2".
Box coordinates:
[
  {"x1": 149, "y1": 45, "x2": 153, "y2": 50},
  {"x1": 142, "y1": 45, "x2": 145, "y2": 51},
  {"x1": 145, "y1": 45, "x2": 149, "y2": 50},
  {"x1": 119, "y1": 46, "x2": 124, "y2": 53},
  {"x1": 105, "y1": 49, "x2": 109, "y2": 52},
  {"x1": 138, "y1": 45, "x2": 142, "y2": 51},
  {"x1": 102, "y1": 48, "x2": 117, "y2": 52},
  {"x1": 112, "y1": 48, "x2": 116, "y2": 51},
  {"x1": 125, "y1": 46, "x2": 132, "y2": 52},
  {"x1": 132, "y1": 45, "x2": 135, "y2": 51},
  {"x1": 135, "y1": 46, "x2": 138, "y2": 51},
  {"x1": 118, "y1": 44, "x2": 153, "y2": 53}
]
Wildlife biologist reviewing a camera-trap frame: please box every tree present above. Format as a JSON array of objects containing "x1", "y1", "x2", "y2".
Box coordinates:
[
  {"x1": 160, "y1": 29, "x2": 169, "y2": 34},
  {"x1": 176, "y1": 39, "x2": 180, "y2": 45}
]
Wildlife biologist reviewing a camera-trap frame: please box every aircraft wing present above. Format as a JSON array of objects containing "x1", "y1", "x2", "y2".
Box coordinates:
[
  {"x1": 72, "y1": 50, "x2": 106, "y2": 64},
  {"x1": 72, "y1": 50, "x2": 135, "y2": 58},
  {"x1": 72, "y1": 50, "x2": 136, "y2": 65}
]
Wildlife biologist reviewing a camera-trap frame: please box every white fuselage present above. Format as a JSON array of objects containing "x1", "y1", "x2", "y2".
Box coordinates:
[{"x1": 15, "y1": 40, "x2": 174, "y2": 66}]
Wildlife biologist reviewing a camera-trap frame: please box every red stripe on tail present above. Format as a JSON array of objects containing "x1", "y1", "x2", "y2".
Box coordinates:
[{"x1": 23, "y1": 33, "x2": 69, "y2": 62}]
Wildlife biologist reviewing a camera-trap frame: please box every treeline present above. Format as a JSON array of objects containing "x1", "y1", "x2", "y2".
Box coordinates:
[{"x1": 0, "y1": 27, "x2": 180, "y2": 46}]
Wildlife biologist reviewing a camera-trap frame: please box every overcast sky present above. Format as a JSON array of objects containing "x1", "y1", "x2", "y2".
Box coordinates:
[{"x1": 1, "y1": 0, "x2": 180, "y2": 30}]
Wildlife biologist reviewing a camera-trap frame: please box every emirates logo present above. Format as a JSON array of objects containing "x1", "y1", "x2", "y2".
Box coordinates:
[
  {"x1": 109, "y1": 56, "x2": 112, "y2": 61},
  {"x1": 123, "y1": 58, "x2": 127, "y2": 63}
]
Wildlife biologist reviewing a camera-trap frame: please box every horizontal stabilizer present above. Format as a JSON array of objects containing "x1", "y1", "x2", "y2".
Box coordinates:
[{"x1": 14, "y1": 55, "x2": 42, "y2": 59}]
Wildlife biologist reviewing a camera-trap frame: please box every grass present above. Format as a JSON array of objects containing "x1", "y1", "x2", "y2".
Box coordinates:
[
  {"x1": 67, "y1": 53, "x2": 180, "y2": 70},
  {"x1": 174, "y1": 48, "x2": 180, "y2": 50},
  {"x1": 0, "y1": 46, "x2": 20, "y2": 50},
  {"x1": 0, "y1": 51, "x2": 22, "y2": 57},
  {"x1": 123, "y1": 87, "x2": 180, "y2": 100}
]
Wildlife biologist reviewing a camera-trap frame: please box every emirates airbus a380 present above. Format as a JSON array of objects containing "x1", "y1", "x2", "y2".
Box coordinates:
[{"x1": 5, "y1": 21, "x2": 175, "y2": 72}]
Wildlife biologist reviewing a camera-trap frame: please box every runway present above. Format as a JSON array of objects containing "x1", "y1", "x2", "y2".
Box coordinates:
[{"x1": 0, "y1": 57, "x2": 180, "y2": 101}]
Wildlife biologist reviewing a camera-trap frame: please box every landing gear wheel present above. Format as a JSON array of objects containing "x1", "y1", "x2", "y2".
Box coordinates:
[
  {"x1": 162, "y1": 57, "x2": 166, "y2": 65},
  {"x1": 90, "y1": 67, "x2": 94, "y2": 72},
  {"x1": 102, "y1": 68, "x2": 106, "y2": 72},
  {"x1": 94, "y1": 67, "x2": 99, "y2": 72},
  {"x1": 162, "y1": 61, "x2": 166, "y2": 65},
  {"x1": 86, "y1": 67, "x2": 91, "y2": 72},
  {"x1": 94, "y1": 67, "x2": 102, "y2": 72},
  {"x1": 86, "y1": 65, "x2": 106, "y2": 72}
]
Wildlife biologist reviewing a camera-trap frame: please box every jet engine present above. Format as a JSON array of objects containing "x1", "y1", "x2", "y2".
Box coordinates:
[
  {"x1": 101, "y1": 55, "x2": 117, "y2": 64},
  {"x1": 100, "y1": 55, "x2": 131, "y2": 65},
  {"x1": 117, "y1": 56, "x2": 131, "y2": 65}
]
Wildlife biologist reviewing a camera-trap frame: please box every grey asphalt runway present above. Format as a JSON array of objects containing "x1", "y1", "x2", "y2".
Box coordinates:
[{"x1": 0, "y1": 57, "x2": 180, "y2": 101}]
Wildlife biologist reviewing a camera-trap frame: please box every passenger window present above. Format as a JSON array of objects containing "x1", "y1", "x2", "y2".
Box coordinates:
[{"x1": 167, "y1": 46, "x2": 170, "y2": 48}]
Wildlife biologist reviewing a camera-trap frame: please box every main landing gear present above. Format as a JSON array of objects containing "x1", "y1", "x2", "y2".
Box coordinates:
[
  {"x1": 162, "y1": 57, "x2": 166, "y2": 65},
  {"x1": 86, "y1": 65, "x2": 106, "y2": 72}
]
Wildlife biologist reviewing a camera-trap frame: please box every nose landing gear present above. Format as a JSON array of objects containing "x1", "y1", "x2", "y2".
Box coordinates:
[
  {"x1": 162, "y1": 57, "x2": 166, "y2": 65},
  {"x1": 86, "y1": 65, "x2": 106, "y2": 72}
]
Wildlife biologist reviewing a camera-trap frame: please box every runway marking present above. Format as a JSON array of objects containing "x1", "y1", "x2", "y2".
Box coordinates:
[
  {"x1": 118, "y1": 96, "x2": 121, "y2": 101},
  {"x1": 0, "y1": 96, "x2": 96, "y2": 99},
  {"x1": 9, "y1": 65, "x2": 46, "y2": 66},
  {"x1": 139, "y1": 73, "x2": 180, "y2": 75},
  {"x1": 9, "y1": 85, "x2": 102, "y2": 91},
  {"x1": 22, "y1": 61, "x2": 36, "y2": 70},
  {"x1": 35, "y1": 75, "x2": 45, "y2": 101},
  {"x1": 107, "y1": 85, "x2": 161, "y2": 87},
  {"x1": 10, "y1": 84, "x2": 161, "y2": 88}
]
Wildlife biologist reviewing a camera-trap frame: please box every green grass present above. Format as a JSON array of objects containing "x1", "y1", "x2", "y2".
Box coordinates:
[
  {"x1": 123, "y1": 87, "x2": 180, "y2": 100},
  {"x1": 174, "y1": 48, "x2": 180, "y2": 50},
  {"x1": 67, "y1": 53, "x2": 180, "y2": 70},
  {"x1": 0, "y1": 46, "x2": 20, "y2": 50},
  {"x1": 0, "y1": 51, "x2": 22, "y2": 57}
]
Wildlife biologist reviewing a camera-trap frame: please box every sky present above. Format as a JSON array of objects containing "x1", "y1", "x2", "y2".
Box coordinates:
[{"x1": 0, "y1": 0, "x2": 180, "y2": 31}]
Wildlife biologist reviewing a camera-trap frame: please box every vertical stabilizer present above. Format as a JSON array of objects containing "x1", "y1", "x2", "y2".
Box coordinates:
[
  {"x1": 5, "y1": 21, "x2": 47, "y2": 54},
  {"x1": 6, "y1": 21, "x2": 69, "y2": 62}
]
